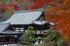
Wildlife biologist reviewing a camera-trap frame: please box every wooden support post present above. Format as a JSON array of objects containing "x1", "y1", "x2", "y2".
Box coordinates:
[
  {"x1": 24, "y1": 25, "x2": 25, "y2": 32},
  {"x1": 1, "y1": 34, "x2": 2, "y2": 43},
  {"x1": 19, "y1": 25, "x2": 20, "y2": 32},
  {"x1": 15, "y1": 25, "x2": 16, "y2": 31}
]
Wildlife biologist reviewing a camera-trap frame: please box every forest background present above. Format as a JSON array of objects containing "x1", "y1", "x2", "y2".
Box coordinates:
[{"x1": 0, "y1": 0, "x2": 70, "y2": 46}]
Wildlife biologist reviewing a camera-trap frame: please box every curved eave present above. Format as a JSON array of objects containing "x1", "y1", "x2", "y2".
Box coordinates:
[{"x1": 0, "y1": 31, "x2": 23, "y2": 35}]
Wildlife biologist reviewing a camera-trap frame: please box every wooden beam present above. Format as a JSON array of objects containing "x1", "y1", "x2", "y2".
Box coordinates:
[
  {"x1": 10, "y1": 24, "x2": 16, "y2": 31},
  {"x1": 19, "y1": 25, "x2": 20, "y2": 32},
  {"x1": 1, "y1": 34, "x2": 2, "y2": 43},
  {"x1": 24, "y1": 25, "x2": 25, "y2": 32},
  {"x1": 15, "y1": 25, "x2": 16, "y2": 31}
]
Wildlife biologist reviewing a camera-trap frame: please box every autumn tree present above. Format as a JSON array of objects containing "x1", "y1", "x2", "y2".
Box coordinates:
[
  {"x1": 24, "y1": 0, "x2": 64, "y2": 9},
  {"x1": 0, "y1": 0, "x2": 23, "y2": 22},
  {"x1": 24, "y1": 0, "x2": 70, "y2": 46}
]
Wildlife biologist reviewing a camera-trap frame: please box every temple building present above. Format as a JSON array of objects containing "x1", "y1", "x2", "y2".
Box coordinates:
[
  {"x1": 0, "y1": 23, "x2": 22, "y2": 45},
  {"x1": 1, "y1": 9, "x2": 55, "y2": 40}
]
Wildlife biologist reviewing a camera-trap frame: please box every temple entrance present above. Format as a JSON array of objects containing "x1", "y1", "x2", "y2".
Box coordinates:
[
  {"x1": 0, "y1": 31, "x2": 22, "y2": 45},
  {"x1": 5, "y1": 35, "x2": 18, "y2": 43},
  {"x1": 0, "y1": 35, "x2": 19, "y2": 44},
  {"x1": 7, "y1": 36, "x2": 10, "y2": 42},
  {"x1": 6, "y1": 36, "x2": 14, "y2": 43}
]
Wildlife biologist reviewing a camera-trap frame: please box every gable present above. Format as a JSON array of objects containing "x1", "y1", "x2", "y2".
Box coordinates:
[{"x1": 0, "y1": 23, "x2": 15, "y2": 33}]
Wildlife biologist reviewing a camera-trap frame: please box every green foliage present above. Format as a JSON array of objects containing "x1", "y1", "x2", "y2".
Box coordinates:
[
  {"x1": 2, "y1": 0, "x2": 9, "y2": 5},
  {"x1": 44, "y1": 28, "x2": 53, "y2": 36},
  {"x1": 40, "y1": 37, "x2": 45, "y2": 40},
  {"x1": 38, "y1": 30, "x2": 68, "y2": 46},
  {"x1": 26, "y1": 26, "x2": 34, "y2": 33},
  {"x1": 21, "y1": 32, "x2": 35, "y2": 45},
  {"x1": 21, "y1": 26, "x2": 36, "y2": 46},
  {"x1": 28, "y1": 26, "x2": 34, "y2": 29},
  {"x1": 45, "y1": 41, "x2": 57, "y2": 46},
  {"x1": 57, "y1": 39, "x2": 68, "y2": 46}
]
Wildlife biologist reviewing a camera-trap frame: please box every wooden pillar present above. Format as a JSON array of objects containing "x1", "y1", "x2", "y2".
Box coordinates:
[
  {"x1": 4, "y1": 35, "x2": 6, "y2": 42},
  {"x1": 1, "y1": 34, "x2": 2, "y2": 43},
  {"x1": 23, "y1": 25, "x2": 24, "y2": 32},
  {"x1": 12, "y1": 36, "x2": 14, "y2": 42},
  {"x1": 24, "y1": 25, "x2": 25, "y2": 32},
  {"x1": 15, "y1": 25, "x2": 16, "y2": 31},
  {"x1": 13, "y1": 35, "x2": 15, "y2": 43},
  {"x1": 19, "y1": 25, "x2": 20, "y2": 32},
  {"x1": 7, "y1": 36, "x2": 9, "y2": 43},
  {"x1": 17, "y1": 35, "x2": 20, "y2": 44},
  {"x1": 14, "y1": 35, "x2": 15, "y2": 43},
  {"x1": 0, "y1": 35, "x2": 1, "y2": 43},
  {"x1": 9, "y1": 35, "x2": 11, "y2": 42}
]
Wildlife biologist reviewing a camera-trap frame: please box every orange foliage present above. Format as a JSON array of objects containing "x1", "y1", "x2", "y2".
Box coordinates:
[
  {"x1": 1, "y1": 3, "x2": 22, "y2": 13},
  {"x1": 44, "y1": 0, "x2": 70, "y2": 44},
  {"x1": 24, "y1": 0, "x2": 64, "y2": 9},
  {"x1": 27, "y1": 0, "x2": 70, "y2": 45},
  {"x1": 68, "y1": 42, "x2": 70, "y2": 46}
]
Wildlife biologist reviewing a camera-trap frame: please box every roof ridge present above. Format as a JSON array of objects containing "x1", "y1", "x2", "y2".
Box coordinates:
[
  {"x1": 0, "y1": 23, "x2": 10, "y2": 25},
  {"x1": 14, "y1": 9, "x2": 44, "y2": 14}
]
